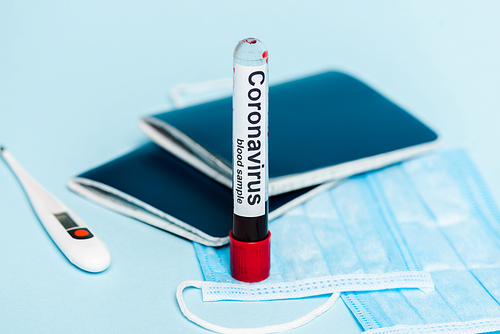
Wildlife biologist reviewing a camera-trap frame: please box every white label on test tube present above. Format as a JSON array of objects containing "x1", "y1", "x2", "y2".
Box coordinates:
[{"x1": 233, "y1": 62, "x2": 268, "y2": 217}]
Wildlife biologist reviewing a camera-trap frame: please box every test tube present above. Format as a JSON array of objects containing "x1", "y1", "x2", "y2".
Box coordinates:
[{"x1": 230, "y1": 38, "x2": 271, "y2": 282}]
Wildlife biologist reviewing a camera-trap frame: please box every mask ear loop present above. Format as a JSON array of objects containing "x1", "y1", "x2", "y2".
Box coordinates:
[
  {"x1": 176, "y1": 280, "x2": 340, "y2": 334},
  {"x1": 170, "y1": 78, "x2": 232, "y2": 109}
]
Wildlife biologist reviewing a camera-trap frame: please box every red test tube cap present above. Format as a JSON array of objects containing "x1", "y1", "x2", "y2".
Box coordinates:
[{"x1": 229, "y1": 231, "x2": 271, "y2": 283}]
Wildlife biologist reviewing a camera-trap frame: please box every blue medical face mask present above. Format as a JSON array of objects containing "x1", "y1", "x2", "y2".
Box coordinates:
[
  {"x1": 177, "y1": 149, "x2": 500, "y2": 333},
  {"x1": 176, "y1": 168, "x2": 440, "y2": 332}
]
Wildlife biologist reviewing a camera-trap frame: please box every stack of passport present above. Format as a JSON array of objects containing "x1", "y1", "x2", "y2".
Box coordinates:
[{"x1": 68, "y1": 71, "x2": 439, "y2": 246}]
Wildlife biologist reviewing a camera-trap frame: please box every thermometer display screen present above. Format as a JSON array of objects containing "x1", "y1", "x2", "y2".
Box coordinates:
[{"x1": 55, "y1": 213, "x2": 79, "y2": 230}]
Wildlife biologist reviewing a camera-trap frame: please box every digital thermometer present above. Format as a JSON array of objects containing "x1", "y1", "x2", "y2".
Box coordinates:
[{"x1": 1, "y1": 146, "x2": 111, "y2": 272}]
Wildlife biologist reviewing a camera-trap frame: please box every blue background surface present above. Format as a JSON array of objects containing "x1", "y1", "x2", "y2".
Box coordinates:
[{"x1": 1, "y1": 1, "x2": 499, "y2": 333}]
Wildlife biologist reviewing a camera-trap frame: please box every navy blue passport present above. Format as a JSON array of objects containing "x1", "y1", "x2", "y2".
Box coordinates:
[
  {"x1": 140, "y1": 71, "x2": 439, "y2": 196},
  {"x1": 68, "y1": 143, "x2": 322, "y2": 246}
]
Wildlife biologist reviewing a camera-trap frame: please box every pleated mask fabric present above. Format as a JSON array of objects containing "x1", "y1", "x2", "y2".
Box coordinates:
[{"x1": 341, "y1": 149, "x2": 500, "y2": 333}]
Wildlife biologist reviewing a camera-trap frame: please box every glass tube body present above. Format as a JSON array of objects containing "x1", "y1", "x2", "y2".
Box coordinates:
[{"x1": 232, "y1": 38, "x2": 269, "y2": 242}]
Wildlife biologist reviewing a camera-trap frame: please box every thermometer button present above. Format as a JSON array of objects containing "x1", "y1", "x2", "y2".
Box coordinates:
[{"x1": 68, "y1": 228, "x2": 94, "y2": 240}]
